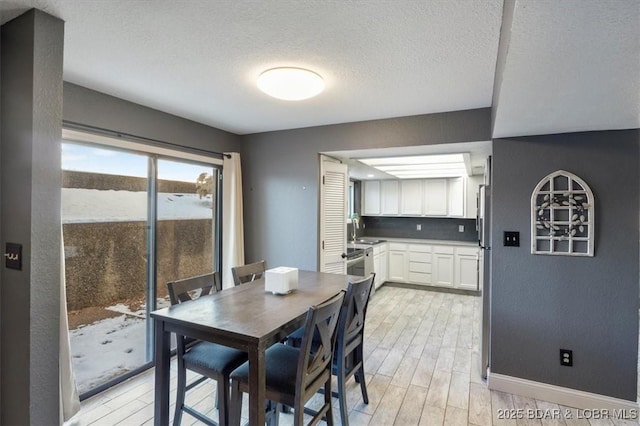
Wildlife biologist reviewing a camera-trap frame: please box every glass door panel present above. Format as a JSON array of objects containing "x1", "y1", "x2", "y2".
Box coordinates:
[
  {"x1": 62, "y1": 143, "x2": 150, "y2": 394},
  {"x1": 156, "y1": 159, "x2": 218, "y2": 301}
]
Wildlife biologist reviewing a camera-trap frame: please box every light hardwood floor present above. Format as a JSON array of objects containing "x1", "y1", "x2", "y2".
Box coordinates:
[{"x1": 65, "y1": 286, "x2": 638, "y2": 426}]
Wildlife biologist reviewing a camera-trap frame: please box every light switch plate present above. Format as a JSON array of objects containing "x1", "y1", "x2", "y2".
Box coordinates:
[
  {"x1": 503, "y1": 231, "x2": 520, "y2": 247},
  {"x1": 5, "y1": 243, "x2": 22, "y2": 270}
]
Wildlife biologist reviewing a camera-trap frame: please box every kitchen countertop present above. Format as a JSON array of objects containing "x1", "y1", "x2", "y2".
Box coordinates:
[{"x1": 348, "y1": 237, "x2": 478, "y2": 247}]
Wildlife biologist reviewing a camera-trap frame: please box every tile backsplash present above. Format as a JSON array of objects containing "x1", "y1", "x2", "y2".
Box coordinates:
[{"x1": 361, "y1": 216, "x2": 478, "y2": 242}]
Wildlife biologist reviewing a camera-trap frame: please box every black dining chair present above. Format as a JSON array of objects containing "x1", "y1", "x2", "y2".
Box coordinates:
[
  {"x1": 167, "y1": 272, "x2": 248, "y2": 426},
  {"x1": 231, "y1": 260, "x2": 266, "y2": 286},
  {"x1": 286, "y1": 273, "x2": 375, "y2": 426},
  {"x1": 229, "y1": 291, "x2": 345, "y2": 426}
]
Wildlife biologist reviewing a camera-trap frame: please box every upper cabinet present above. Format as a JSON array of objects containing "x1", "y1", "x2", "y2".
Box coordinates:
[
  {"x1": 363, "y1": 176, "x2": 479, "y2": 218},
  {"x1": 380, "y1": 180, "x2": 399, "y2": 215},
  {"x1": 400, "y1": 180, "x2": 422, "y2": 215},
  {"x1": 447, "y1": 177, "x2": 465, "y2": 217},
  {"x1": 363, "y1": 180, "x2": 380, "y2": 215},
  {"x1": 424, "y1": 179, "x2": 448, "y2": 216}
]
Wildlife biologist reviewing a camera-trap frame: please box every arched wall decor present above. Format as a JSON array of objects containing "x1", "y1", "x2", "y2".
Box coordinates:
[{"x1": 531, "y1": 170, "x2": 594, "y2": 256}]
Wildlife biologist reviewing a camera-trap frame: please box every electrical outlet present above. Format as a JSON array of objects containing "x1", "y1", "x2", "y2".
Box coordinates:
[
  {"x1": 560, "y1": 349, "x2": 573, "y2": 367},
  {"x1": 458, "y1": 225, "x2": 465, "y2": 233},
  {"x1": 416, "y1": 224, "x2": 421, "y2": 231},
  {"x1": 503, "y1": 231, "x2": 520, "y2": 247}
]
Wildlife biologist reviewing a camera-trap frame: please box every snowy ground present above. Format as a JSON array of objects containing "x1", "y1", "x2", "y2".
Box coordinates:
[{"x1": 70, "y1": 297, "x2": 173, "y2": 394}]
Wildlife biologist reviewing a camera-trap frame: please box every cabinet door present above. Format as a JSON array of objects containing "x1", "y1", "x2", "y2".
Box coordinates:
[
  {"x1": 433, "y1": 253, "x2": 454, "y2": 287},
  {"x1": 380, "y1": 180, "x2": 399, "y2": 215},
  {"x1": 423, "y1": 179, "x2": 448, "y2": 216},
  {"x1": 400, "y1": 180, "x2": 423, "y2": 215},
  {"x1": 380, "y1": 250, "x2": 387, "y2": 285},
  {"x1": 455, "y1": 254, "x2": 478, "y2": 290},
  {"x1": 373, "y1": 253, "x2": 381, "y2": 280},
  {"x1": 465, "y1": 175, "x2": 483, "y2": 219},
  {"x1": 388, "y1": 251, "x2": 407, "y2": 282},
  {"x1": 448, "y1": 177, "x2": 465, "y2": 217},
  {"x1": 363, "y1": 181, "x2": 380, "y2": 215}
]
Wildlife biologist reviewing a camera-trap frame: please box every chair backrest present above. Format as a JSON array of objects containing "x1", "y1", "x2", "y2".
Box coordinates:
[
  {"x1": 231, "y1": 260, "x2": 266, "y2": 286},
  {"x1": 295, "y1": 291, "x2": 345, "y2": 403},
  {"x1": 167, "y1": 272, "x2": 220, "y2": 305},
  {"x1": 336, "y1": 273, "x2": 375, "y2": 359},
  {"x1": 167, "y1": 272, "x2": 220, "y2": 354}
]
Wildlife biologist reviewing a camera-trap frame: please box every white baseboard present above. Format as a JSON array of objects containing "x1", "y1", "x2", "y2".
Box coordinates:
[{"x1": 488, "y1": 371, "x2": 639, "y2": 412}]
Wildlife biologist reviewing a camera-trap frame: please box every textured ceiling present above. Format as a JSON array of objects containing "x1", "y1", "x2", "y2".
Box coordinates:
[
  {"x1": 0, "y1": 0, "x2": 503, "y2": 135},
  {"x1": 0, "y1": 1, "x2": 638, "y2": 137},
  {"x1": 492, "y1": 0, "x2": 640, "y2": 138}
]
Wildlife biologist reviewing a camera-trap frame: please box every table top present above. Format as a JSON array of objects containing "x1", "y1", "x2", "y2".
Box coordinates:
[{"x1": 151, "y1": 270, "x2": 354, "y2": 345}]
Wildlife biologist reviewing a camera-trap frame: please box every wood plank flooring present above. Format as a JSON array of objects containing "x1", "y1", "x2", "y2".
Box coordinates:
[{"x1": 64, "y1": 286, "x2": 638, "y2": 426}]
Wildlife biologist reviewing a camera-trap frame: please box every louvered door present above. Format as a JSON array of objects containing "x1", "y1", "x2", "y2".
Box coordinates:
[{"x1": 320, "y1": 160, "x2": 348, "y2": 273}]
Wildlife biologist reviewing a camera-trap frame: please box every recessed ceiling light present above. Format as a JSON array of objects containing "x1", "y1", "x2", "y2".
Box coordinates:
[
  {"x1": 257, "y1": 67, "x2": 325, "y2": 101},
  {"x1": 359, "y1": 153, "x2": 471, "y2": 179},
  {"x1": 367, "y1": 174, "x2": 375, "y2": 178}
]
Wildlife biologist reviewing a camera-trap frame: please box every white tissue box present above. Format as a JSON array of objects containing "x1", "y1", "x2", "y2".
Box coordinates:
[{"x1": 265, "y1": 267, "x2": 299, "y2": 294}]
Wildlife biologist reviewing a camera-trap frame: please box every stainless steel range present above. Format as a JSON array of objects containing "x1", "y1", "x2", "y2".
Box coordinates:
[{"x1": 343, "y1": 246, "x2": 373, "y2": 278}]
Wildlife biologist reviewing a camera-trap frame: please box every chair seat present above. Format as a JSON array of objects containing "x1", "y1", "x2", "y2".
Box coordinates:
[
  {"x1": 184, "y1": 342, "x2": 247, "y2": 374},
  {"x1": 230, "y1": 343, "x2": 300, "y2": 395},
  {"x1": 286, "y1": 326, "x2": 306, "y2": 346}
]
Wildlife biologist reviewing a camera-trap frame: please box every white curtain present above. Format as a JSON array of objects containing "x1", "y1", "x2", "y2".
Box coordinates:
[
  {"x1": 222, "y1": 152, "x2": 245, "y2": 289},
  {"x1": 59, "y1": 230, "x2": 81, "y2": 423}
]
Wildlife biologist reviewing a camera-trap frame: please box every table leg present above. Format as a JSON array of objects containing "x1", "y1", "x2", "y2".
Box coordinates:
[
  {"x1": 154, "y1": 320, "x2": 170, "y2": 425},
  {"x1": 248, "y1": 345, "x2": 266, "y2": 425}
]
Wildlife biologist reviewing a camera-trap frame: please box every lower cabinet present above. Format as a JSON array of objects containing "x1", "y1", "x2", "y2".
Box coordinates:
[
  {"x1": 372, "y1": 243, "x2": 388, "y2": 288},
  {"x1": 407, "y1": 244, "x2": 432, "y2": 285},
  {"x1": 384, "y1": 241, "x2": 478, "y2": 290},
  {"x1": 455, "y1": 247, "x2": 479, "y2": 290},
  {"x1": 388, "y1": 243, "x2": 408, "y2": 282},
  {"x1": 433, "y1": 246, "x2": 454, "y2": 287}
]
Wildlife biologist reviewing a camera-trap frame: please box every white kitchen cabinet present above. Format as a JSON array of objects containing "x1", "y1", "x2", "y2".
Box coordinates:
[
  {"x1": 387, "y1": 243, "x2": 408, "y2": 282},
  {"x1": 363, "y1": 180, "x2": 380, "y2": 215},
  {"x1": 400, "y1": 180, "x2": 423, "y2": 215},
  {"x1": 407, "y1": 244, "x2": 432, "y2": 285},
  {"x1": 382, "y1": 240, "x2": 478, "y2": 291},
  {"x1": 465, "y1": 175, "x2": 483, "y2": 219},
  {"x1": 423, "y1": 179, "x2": 448, "y2": 216},
  {"x1": 380, "y1": 181, "x2": 399, "y2": 215},
  {"x1": 448, "y1": 177, "x2": 465, "y2": 217},
  {"x1": 455, "y1": 247, "x2": 479, "y2": 290},
  {"x1": 373, "y1": 243, "x2": 388, "y2": 287},
  {"x1": 432, "y1": 245, "x2": 454, "y2": 287}
]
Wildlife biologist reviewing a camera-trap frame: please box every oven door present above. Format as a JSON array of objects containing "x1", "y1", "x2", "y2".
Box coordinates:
[{"x1": 346, "y1": 253, "x2": 365, "y2": 276}]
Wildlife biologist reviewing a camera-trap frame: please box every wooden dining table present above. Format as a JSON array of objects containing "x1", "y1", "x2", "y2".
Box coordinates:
[{"x1": 151, "y1": 270, "x2": 355, "y2": 425}]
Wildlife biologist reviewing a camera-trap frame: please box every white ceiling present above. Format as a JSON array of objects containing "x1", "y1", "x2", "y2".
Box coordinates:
[{"x1": 0, "y1": 0, "x2": 638, "y2": 137}]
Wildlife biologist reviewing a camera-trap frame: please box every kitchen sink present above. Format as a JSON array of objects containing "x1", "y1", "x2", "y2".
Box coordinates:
[{"x1": 349, "y1": 239, "x2": 386, "y2": 245}]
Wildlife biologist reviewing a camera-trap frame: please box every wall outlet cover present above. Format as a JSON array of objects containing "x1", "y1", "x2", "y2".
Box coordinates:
[{"x1": 560, "y1": 349, "x2": 573, "y2": 367}]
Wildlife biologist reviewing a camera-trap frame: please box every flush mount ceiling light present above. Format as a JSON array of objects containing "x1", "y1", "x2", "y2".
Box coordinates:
[
  {"x1": 257, "y1": 67, "x2": 325, "y2": 101},
  {"x1": 359, "y1": 153, "x2": 472, "y2": 179}
]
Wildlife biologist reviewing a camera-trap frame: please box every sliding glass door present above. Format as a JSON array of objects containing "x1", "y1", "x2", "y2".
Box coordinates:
[{"x1": 61, "y1": 139, "x2": 221, "y2": 396}]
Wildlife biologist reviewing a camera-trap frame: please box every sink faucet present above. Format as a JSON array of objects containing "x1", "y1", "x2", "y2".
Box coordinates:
[{"x1": 351, "y1": 215, "x2": 360, "y2": 241}]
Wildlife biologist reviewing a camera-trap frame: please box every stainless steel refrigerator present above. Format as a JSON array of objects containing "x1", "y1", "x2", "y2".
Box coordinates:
[{"x1": 478, "y1": 157, "x2": 491, "y2": 380}]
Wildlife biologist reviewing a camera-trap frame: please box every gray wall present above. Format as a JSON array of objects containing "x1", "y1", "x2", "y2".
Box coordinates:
[
  {"x1": 0, "y1": 18, "x2": 241, "y2": 423},
  {"x1": 241, "y1": 108, "x2": 491, "y2": 269},
  {"x1": 64, "y1": 82, "x2": 241, "y2": 154},
  {"x1": 491, "y1": 131, "x2": 639, "y2": 401},
  {"x1": 1, "y1": 9, "x2": 64, "y2": 424}
]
